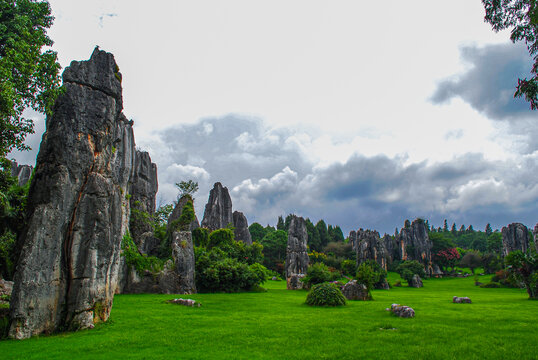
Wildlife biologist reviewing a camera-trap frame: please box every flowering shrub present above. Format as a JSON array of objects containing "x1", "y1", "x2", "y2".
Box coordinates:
[{"x1": 435, "y1": 248, "x2": 461, "y2": 272}]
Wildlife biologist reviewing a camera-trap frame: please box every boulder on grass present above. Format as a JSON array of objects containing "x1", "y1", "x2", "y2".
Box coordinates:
[
  {"x1": 453, "y1": 296, "x2": 472, "y2": 303},
  {"x1": 341, "y1": 280, "x2": 371, "y2": 301},
  {"x1": 387, "y1": 304, "x2": 415, "y2": 318},
  {"x1": 409, "y1": 274, "x2": 423, "y2": 288}
]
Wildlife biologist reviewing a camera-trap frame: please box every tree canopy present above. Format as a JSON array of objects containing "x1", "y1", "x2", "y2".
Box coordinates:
[
  {"x1": 0, "y1": 0, "x2": 61, "y2": 157},
  {"x1": 483, "y1": 0, "x2": 538, "y2": 109}
]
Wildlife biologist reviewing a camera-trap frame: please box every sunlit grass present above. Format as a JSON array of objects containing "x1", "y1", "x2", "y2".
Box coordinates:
[{"x1": 1, "y1": 274, "x2": 537, "y2": 359}]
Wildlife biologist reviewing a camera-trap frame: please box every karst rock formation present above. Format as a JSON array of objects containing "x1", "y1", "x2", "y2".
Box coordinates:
[
  {"x1": 501, "y1": 223, "x2": 530, "y2": 257},
  {"x1": 10, "y1": 161, "x2": 33, "y2": 187},
  {"x1": 285, "y1": 216, "x2": 309, "y2": 290},
  {"x1": 233, "y1": 211, "x2": 252, "y2": 245},
  {"x1": 9, "y1": 48, "x2": 135, "y2": 339},
  {"x1": 129, "y1": 150, "x2": 159, "y2": 255},
  {"x1": 167, "y1": 195, "x2": 200, "y2": 233},
  {"x1": 201, "y1": 182, "x2": 233, "y2": 231},
  {"x1": 396, "y1": 219, "x2": 433, "y2": 275},
  {"x1": 350, "y1": 229, "x2": 388, "y2": 270}
]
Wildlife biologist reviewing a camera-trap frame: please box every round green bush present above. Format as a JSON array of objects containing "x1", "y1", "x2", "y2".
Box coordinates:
[{"x1": 305, "y1": 282, "x2": 347, "y2": 307}]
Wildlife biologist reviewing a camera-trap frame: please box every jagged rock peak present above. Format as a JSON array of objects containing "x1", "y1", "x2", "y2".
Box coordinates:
[
  {"x1": 10, "y1": 161, "x2": 33, "y2": 187},
  {"x1": 63, "y1": 46, "x2": 122, "y2": 103},
  {"x1": 9, "y1": 48, "x2": 134, "y2": 339},
  {"x1": 233, "y1": 211, "x2": 252, "y2": 245},
  {"x1": 502, "y1": 223, "x2": 530, "y2": 257},
  {"x1": 397, "y1": 219, "x2": 432, "y2": 275},
  {"x1": 167, "y1": 195, "x2": 200, "y2": 233},
  {"x1": 201, "y1": 182, "x2": 233, "y2": 231},
  {"x1": 354, "y1": 229, "x2": 387, "y2": 270},
  {"x1": 285, "y1": 216, "x2": 309, "y2": 290}
]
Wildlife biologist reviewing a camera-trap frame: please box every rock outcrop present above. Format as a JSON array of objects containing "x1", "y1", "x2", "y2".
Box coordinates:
[
  {"x1": 233, "y1": 211, "x2": 252, "y2": 245},
  {"x1": 285, "y1": 216, "x2": 309, "y2": 290},
  {"x1": 341, "y1": 280, "x2": 370, "y2": 301},
  {"x1": 453, "y1": 296, "x2": 472, "y2": 304},
  {"x1": 502, "y1": 223, "x2": 530, "y2": 257},
  {"x1": 353, "y1": 229, "x2": 387, "y2": 270},
  {"x1": 382, "y1": 234, "x2": 398, "y2": 263},
  {"x1": 10, "y1": 161, "x2": 33, "y2": 187},
  {"x1": 534, "y1": 224, "x2": 538, "y2": 252},
  {"x1": 123, "y1": 231, "x2": 196, "y2": 294},
  {"x1": 388, "y1": 304, "x2": 415, "y2": 318},
  {"x1": 201, "y1": 182, "x2": 233, "y2": 231},
  {"x1": 129, "y1": 150, "x2": 159, "y2": 255},
  {"x1": 0, "y1": 279, "x2": 13, "y2": 298},
  {"x1": 396, "y1": 219, "x2": 433, "y2": 275},
  {"x1": 9, "y1": 48, "x2": 135, "y2": 339},
  {"x1": 409, "y1": 274, "x2": 423, "y2": 288},
  {"x1": 167, "y1": 195, "x2": 200, "y2": 234}
]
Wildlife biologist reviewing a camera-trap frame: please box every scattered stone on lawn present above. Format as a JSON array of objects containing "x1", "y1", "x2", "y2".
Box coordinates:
[
  {"x1": 167, "y1": 298, "x2": 201, "y2": 307},
  {"x1": 409, "y1": 274, "x2": 423, "y2": 288},
  {"x1": 453, "y1": 296, "x2": 472, "y2": 304},
  {"x1": 387, "y1": 304, "x2": 415, "y2": 318},
  {"x1": 341, "y1": 280, "x2": 371, "y2": 301}
]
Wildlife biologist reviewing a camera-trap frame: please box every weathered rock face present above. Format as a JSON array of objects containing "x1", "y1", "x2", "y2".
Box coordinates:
[
  {"x1": 341, "y1": 280, "x2": 370, "y2": 301},
  {"x1": 201, "y1": 182, "x2": 233, "y2": 231},
  {"x1": 233, "y1": 211, "x2": 252, "y2": 244},
  {"x1": 397, "y1": 219, "x2": 433, "y2": 275},
  {"x1": 170, "y1": 231, "x2": 196, "y2": 294},
  {"x1": 167, "y1": 195, "x2": 200, "y2": 233},
  {"x1": 409, "y1": 274, "x2": 423, "y2": 288},
  {"x1": 285, "y1": 216, "x2": 309, "y2": 290},
  {"x1": 0, "y1": 278, "x2": 13, "y2": 297},
  {"x1": 9, "y1": 48, "x2": 134, "y2": 339},
  {"x1": 534, "y1": 224, "x2": 538, "y2": 252},
  {"x1": 354, "y1": 229, "x2": 387, "y2": 270},
  {"x1": 122, "y1": 231, "x2": 196, "y2": 294},
  {"x1": 382, "y1": 234, "x2": 399, "y2": 263},
  {"x1": 10, "y1": 161, "x2": 33, "y2": 186},
  {"x1": 502, "y1": 223, "x2": 530, "y2": 257},
  {"x1": 129, "y1": 150, "x2": 159, "y2": 255}
]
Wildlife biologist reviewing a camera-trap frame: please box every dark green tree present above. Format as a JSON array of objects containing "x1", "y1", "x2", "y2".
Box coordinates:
[
  {"x1": 276, "y1": 215, "x2": 285, "y2": 231},
  {"x1": 305, "y1": 218, "x2": 321, "y2": 251},
  {"x1": 483, "y1": 0, "x2": 538, "y2": 109},
  {"x1": 175, "y1": 180, "x2": 199, "y2": 200},
  {"x1": 259, "y1": 229, "x2": 288, "y2": 273},
  {"x1": 443, "y1": 219, "x2": 448, "y2": 232},
  {"x1": 0, "y1": 0, "x2": 61, "y2": 157},
  {"x1": 485, "y1": 223, "x2": 493, "y2": 236},
  {"x1": 248, "y1": 222, "x2": 267, "y2": 243},
  {"x1": 315, "y1": 220, "x2": 330, "y2": 248},
  {"x1": 505, "y1": 249, "x2": 538, "y2": 299}
]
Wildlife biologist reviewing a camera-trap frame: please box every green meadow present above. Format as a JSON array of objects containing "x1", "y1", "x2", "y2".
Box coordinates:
[{"x1": 1, "y1": 274, "x2": 537, "y2": 360}]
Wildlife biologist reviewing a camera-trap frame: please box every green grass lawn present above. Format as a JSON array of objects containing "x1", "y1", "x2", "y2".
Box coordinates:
[{"x1": 1, "y1": 274, "x2": 537, "y2": 359}]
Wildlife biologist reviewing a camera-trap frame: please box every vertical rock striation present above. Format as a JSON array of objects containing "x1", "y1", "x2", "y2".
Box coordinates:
[
  {"x1": 396, "y1": 219, "x2": 433, "y2": 275},
  {"x1": 167, "y1": 195, "x2": 200, "y2": 233},
  {"x1": 10, "y1": 161, "x2": 33, "y2": 187},
  {"x1": 233, "y1": 211, "x2": 252, "y2": 244},
  {"x1": 9, "y1": 48, "x2": 135, "y2": 339},
  {"x1": 285, "y1": 216, "x2": 309, "y2": 290},
  {"x1": 129, "y1": 150, "x2": 159, "y2": 255},
  {"x1": 352, "y1": 229, "x2": 388, "y2": 270},
  {"x1": 502, "y1": 223, "x2": 530, "y2": 257},
  {"x1": 201, "y1": 182, "x2": 233, "y2": 231}
]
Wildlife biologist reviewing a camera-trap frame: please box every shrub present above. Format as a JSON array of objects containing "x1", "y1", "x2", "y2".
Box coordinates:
[
  {"x1": 341, "y1": 259, "x2": 357, "y2": 276},
  {"x1": 396, "y1": 260, "x2": 426, "y2": 284},
  {"x1": 305, "y1": 282, "x2": 347, "y2": 307},
  {"x1": 121, "y1": 233, "x2": 165, "y2": 276},
  {"x1": 356, "y1": 262, "x2": 376, "y2": 291},
  {"x1": 480, "y1": 282, "x2": 501, "y2": 288},
  {"x1": 208, "y1": 228, "x2": 235, "y2": 249},
  {"x1": 393, "y1": 280, "x2": 402, "y2": 287},
  {"x1": 302, "y1": 262, "x2": 333, "y2": 287},
  {"x1": 192, "y1": 227, "x2": 210, "y2": 247}
]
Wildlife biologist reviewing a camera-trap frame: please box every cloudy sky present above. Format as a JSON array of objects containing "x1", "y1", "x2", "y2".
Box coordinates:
[{"x1": 10, "y1": 0, "x2": 538, "y2": 235}]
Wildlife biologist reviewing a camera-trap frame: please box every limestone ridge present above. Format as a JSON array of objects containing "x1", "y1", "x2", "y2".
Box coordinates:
[
  {"x1": 233, "y1": 211, "x2": 252, "y2": 245},
  {"x1": 10, "y1": 161, "x2": 33, "y2": 187},
  {"x1": 129, "y1": 150, "x2": 159, "y2": 255},
  {"x1": 534, "y1": 224, "x2": 538, "y2": 252},
  {"x1": 167, "y1": 195, "x2": 200, "y2": 233},
  {"x1": 201, "y1": 182, "x2": 233, "y2": 231},
  {"x1": 9, "y1": 48, "x2": 135, "y2": 339},
  {"x1": 502, "y1": 223, "x2": 530, "y2": 257},
  {"x1": 285, "y1": 215, "x2": 309, "y2": 290},
  {"x1": 396, "y1": 219, "x2": 433, "y2": 275},
  {"x1": 350, "y1": 229, "x2": 388, "y2": 270}
]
